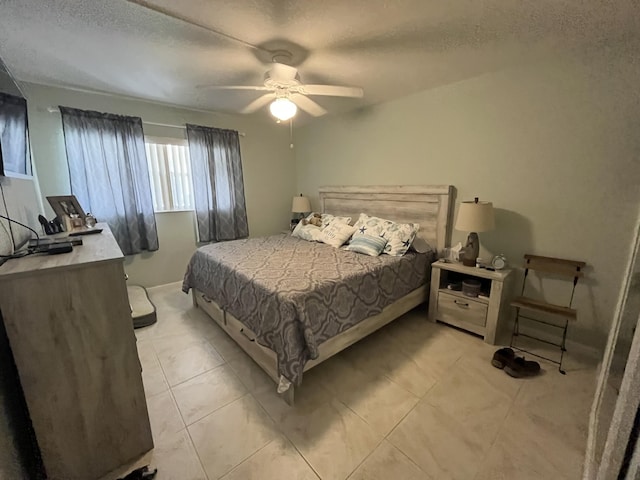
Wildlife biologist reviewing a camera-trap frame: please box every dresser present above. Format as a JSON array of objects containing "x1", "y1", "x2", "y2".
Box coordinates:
[
  {"x1": 428, "y1": 260, "x2": 513, "y2": 344},
  {"x1": 0, "y1": 224, "x2": 153, "y2": 480}
]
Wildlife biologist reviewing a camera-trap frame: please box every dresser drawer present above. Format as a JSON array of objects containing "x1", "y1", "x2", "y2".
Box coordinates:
[{"x1": 437, "y1": 291, "x2": 488, "y2": 328}]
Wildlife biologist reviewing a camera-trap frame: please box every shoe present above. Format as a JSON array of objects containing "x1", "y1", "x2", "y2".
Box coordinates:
[
  {"x1": 504, "y1": 356, "x2": 541, "y2": 378},
  {"x1": 491, "y1": 347, "x2": 515, "y2": 369}
]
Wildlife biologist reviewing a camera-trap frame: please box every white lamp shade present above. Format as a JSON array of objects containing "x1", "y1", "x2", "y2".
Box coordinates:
[
  {"x1": 291, "y1": 195, "x2": 311, "y2": 213},
  {"x1": 455, "y1": 200, "x2": 495, "y2": 232},
  {"x1": 270, "y1": 98, "x2": 297, "y2": 121}
]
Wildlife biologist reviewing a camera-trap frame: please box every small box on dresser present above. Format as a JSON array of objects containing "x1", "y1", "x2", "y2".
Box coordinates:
[{"x1": 428, "y1": 260, "x2": 513, "y2": 344}]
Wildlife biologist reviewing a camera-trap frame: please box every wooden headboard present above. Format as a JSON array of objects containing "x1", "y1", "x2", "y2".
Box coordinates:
[{"x1": 318, "y1": 185, "x2": 454, "y2": 253}]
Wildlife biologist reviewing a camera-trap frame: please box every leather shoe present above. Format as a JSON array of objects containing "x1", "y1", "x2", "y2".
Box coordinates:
[
  {"x1": 504, "y1": 356, "x2": 541, "y2": 378},
  {"x1": 491, "y1": 347, "x2": 515, "y2": 369}
]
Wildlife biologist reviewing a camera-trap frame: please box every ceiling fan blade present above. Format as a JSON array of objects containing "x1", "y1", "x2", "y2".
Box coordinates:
[
  {"x1": 240, "y1": 94, "x2": 275, "y2": 114},
  {"x1": 196, "y1": 84, "x2": 271, "y2": 91},
  {"x1": 302, "y1": 84, "x2": 364, "y2": 98},
  {"x1": 290, "y1": 94, "x2": 328, "y2": 117},
  {"x1": 269, "y1": 63, "x2": 299, "y2": 81}
]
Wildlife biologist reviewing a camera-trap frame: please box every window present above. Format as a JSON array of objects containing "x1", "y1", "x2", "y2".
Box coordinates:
[{"x1": 145, "y1": 138, "x2": 194, "y2": 212}]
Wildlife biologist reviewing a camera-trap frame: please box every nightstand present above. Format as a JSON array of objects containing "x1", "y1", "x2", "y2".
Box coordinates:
[{"x1": 428, "y1": 261, "x2": 513, "y2": 344}]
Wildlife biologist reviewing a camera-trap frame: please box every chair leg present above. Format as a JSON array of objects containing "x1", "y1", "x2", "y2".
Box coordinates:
[
  {"x1": 558, "y1": 319, "x2": 569, "y2": 375},
  {"x1": 510, "y1": 308, "x2": 520, "y2": 348}
]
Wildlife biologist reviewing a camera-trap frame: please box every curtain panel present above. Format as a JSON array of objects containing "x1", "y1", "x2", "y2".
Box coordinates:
[
  {"x1": 0, "y1": 93, "x2": 29, "y2": 176},
  {"x1": 60, "y1": 107, "x2": 159, "y2": 255},
  {"x1": 186, "y1": 124, "x2": 248, "y2": 242}
]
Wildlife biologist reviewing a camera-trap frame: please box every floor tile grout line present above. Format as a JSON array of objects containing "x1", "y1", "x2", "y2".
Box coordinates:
[
  {"x1": 378, "y1": 370, "x2": 424, "y2": 399},
  {"x1": 142, "y1": 333, "x2": 211, "y2": 480},
  {"x1": 318, "y1": 355, "x2": 424, "y2": 433},
  {"x1": 165, "y1": 362, "x2": 226, "y2": 390},
  {"x1": 319, "y1": 384, "x2": 420, "y2": 478},
  {"x1": 182, "y1": 422, "x2": 212, "y2": 480},
  {"x1": 344, "y1": 436, "x2": 387, "y2": 480},
  {"x1": 384, "y1": 393, "x2": 423, "y2": 441},
  {"x1": 165, "y1": 362, "x2": 228, "y2": 390},
  {"x1": 174, "y1": 368, "x2": 249, "y2": 428},
  {"x1": 388, "y1": 440, "x2": 435, "y2": 480},
  {"x1": 216, "y1": 436, "x2": 278, "y2": 480},
  {"x1": 180, "y1": 391, "x2": 268, "y2": 480},
  {"x1": 225, "y1": 363, "x2": 272, "y2": 395},
  {"x1": 177, "y1": 391, "x2": 247, "y2": 429},
  {"x1": 247, "y1": 391, "x2": 323, "y2": 479},
  {"x1": 469, "y1": 381, "x2": 521, "y2": 480},
  {"x1": 181, "y1": 391, "x2": 254, "y2": 430},
  {"x1": 163, "y1": 376, "x2": 187, "y2": 432},
  {"x1": 383, "y1": 370, "x2": 444, "y2": 442}
]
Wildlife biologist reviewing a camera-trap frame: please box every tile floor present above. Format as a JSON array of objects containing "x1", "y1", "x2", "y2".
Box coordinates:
[{"x1": 104, "y1": 282, "x2": 599, "y2": 480}]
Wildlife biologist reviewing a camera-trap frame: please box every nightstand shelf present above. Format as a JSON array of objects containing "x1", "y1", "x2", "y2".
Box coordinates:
[{"x1": 428, "y1": 260, "x2": 513, "y2": 344}]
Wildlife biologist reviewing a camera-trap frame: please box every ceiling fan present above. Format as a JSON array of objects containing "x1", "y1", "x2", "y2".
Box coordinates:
[{"x1": 198, "y1": 55, "x2": 364, "y2": 121}]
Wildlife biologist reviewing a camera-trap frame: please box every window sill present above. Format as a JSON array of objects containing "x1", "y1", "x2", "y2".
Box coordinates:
[{"x1": 154, "y1": 209, "x2": 194, "y2": 214}]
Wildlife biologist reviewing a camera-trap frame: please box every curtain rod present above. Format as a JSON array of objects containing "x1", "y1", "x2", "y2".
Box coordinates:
[{"x1": 46, "y1": 107, "x2": 246, "y2": 137}]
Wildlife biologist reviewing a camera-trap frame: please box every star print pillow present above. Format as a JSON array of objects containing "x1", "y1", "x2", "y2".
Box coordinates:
[
  {"x1": 351, "y1": 213, "x2": 392, "y2": 239},
  {"x1": 383, "y1": 221, "x2": 420, "y2": 256}
]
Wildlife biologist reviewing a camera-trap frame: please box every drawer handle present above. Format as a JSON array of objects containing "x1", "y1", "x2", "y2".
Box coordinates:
[
  {"x1": 201, "y1": 294, "x2": 212, "y2": 304},
  {"x1": 240, "y1": 328, "x2": 255, "y2": 342},
  {"x1": 454, "y1": 299, "x2": 469, "y2": 308}
]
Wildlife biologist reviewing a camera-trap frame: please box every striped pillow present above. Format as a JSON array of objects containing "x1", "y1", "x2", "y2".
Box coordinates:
[{"x1": 345, "y1": 234, "x2": 388, "y2": 256}]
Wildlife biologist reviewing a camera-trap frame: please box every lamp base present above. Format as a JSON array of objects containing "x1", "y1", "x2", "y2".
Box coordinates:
[{"x1": 461, "y1": 232, "x2": 479, "y2": 267}]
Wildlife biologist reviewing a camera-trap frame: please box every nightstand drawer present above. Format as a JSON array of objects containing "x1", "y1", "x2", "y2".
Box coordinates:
[{"x1": 437, "y1": 291, "x2": 488, "y2": 327}]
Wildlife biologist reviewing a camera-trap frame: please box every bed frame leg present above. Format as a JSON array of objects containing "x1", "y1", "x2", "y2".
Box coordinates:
[
  {"x1": 281, "y1": 386, "x2": 295, "y2": 406},
  {"x1": 191, "y1": 290, "x2": 198, "y2": 308}
]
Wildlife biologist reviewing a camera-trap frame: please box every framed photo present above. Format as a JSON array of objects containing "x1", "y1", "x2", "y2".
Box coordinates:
[{"x1": 46, "y1": 195, "x2": 86, "y2": 221}]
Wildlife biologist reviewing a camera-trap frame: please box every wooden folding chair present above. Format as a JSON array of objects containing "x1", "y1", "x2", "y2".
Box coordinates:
[{"x1": 510, "y1": 254, "x2": 586, "y2": 374}]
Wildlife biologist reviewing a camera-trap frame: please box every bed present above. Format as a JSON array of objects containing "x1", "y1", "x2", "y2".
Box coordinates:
[{"x1": 182, "y1": 185, "x2": 453, "y2": 404}]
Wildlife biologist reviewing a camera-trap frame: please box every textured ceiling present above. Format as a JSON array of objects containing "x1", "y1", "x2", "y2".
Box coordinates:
[{"x1": 0, "y1": 0, "x2": 638, "y2": 122}]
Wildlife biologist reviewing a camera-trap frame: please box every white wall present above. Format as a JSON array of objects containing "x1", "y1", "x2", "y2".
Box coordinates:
[
  {"x1": 295, "y1": 48, "x2": 640, "y2": 349},
  {"x1": 0, "y1": 175, "x2": 43, "y2": 256},
  {"x1": 24, "y1": 83, "x2": 297, "y2": 287}
]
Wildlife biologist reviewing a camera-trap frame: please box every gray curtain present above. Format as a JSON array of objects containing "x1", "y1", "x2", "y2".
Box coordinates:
[
  {"x1": 60, "y1": 107, "x2": 158, "y2": 255},
  {"x1": 0, "y1": 93, "x2": 29, "y2": 176},
  {"x1": 186, "y1": 124, "x2": 248, "y2": 242}
]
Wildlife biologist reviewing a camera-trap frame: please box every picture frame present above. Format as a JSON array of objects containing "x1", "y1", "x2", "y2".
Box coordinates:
[{"x1": 46, "y1": 195, "x2": 86, "y2": 231}]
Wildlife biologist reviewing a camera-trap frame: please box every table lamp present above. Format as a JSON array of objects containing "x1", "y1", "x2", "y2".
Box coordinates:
[
  {"x1": 454, "y1": 197, "x2": 495, "y2": 267},
  {"x1": 291, "y1": 194, "x2": 311, "y2": 226}
]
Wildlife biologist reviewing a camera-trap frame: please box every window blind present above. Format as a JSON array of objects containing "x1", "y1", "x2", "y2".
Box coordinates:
[{"x1": 144, "y1": 141, "x2": 194, "y2": 212}]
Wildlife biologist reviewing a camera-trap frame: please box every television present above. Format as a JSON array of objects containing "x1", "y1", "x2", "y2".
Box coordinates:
[{"x1": 0, "y1": 57, "x2": 30, "y2": 177}]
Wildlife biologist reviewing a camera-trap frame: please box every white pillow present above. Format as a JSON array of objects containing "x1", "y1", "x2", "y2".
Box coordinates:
[
  {"x1": 351, "y1": 213, "x2": 393, "y2": 240},
  {"x1": 291, "y1": 222, "x2": 323, "y2": 242},
  {"x1": 383, "y1": 222, "x2": 420, "y2": 256},
  {"x1": 306, "y1": 212, "x2": 352, "y2": 229},
  {"x1": 320, "y1": 222, "x2": 356, "y2": 248}
]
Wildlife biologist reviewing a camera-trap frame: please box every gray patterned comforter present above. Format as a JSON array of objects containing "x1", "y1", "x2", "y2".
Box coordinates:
[{"x1": 182, "y1": 234, "x2": 432, "y2": 385}]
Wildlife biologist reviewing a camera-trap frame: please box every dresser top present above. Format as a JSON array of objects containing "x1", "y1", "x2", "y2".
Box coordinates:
[{"x1": 0, "y1": 223, "x2": 123, "y2": 280}]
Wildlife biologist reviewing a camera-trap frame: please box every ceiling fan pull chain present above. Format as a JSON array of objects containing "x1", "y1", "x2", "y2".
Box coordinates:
[{"x1": 290, "y1": 119, "x2": 294, "y2": 149}]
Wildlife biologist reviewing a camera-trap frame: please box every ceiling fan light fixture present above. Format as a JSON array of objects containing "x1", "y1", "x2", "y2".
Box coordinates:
[{"x1": 269, "y1": 98, "x2": 297, "y2": 121}]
